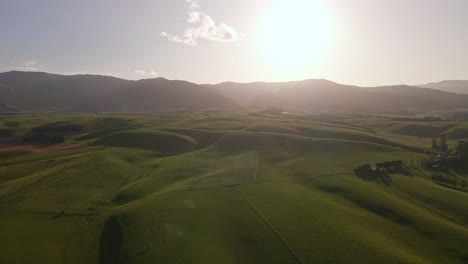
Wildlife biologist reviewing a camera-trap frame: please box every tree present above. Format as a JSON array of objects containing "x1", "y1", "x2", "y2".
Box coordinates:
[
  {"x1": 440, "y1": 135, "x2": 449, "y2": 152},
  {"x1": 432, "y1": 139, "x2": 439, "y2": 150},
  {"x1": 456, "y1": 141, "x2": 468, "y2": 158},
  {"x1": 421, "y1": 154, "x2": 430, "y2": 167}
]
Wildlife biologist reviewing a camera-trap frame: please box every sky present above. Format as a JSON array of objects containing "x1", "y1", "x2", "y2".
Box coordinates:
[{"x1": 1, "y1": 0, "x2": 468, "y2": 86}]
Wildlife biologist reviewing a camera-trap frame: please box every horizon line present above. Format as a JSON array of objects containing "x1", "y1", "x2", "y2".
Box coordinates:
[{"x1": 1, "y1": 70, "x2": 466, "y2": 88}]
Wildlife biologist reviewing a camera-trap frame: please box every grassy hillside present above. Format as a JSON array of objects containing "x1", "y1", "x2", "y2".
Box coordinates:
[
  {"x1": 94, "y1": 130, "x2": 198, "y2": 154},
  {"x1": 1, "y1": 110, "x2": 468, "y2": 263}
]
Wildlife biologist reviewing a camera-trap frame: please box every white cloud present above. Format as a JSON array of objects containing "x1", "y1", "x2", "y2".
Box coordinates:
[
  {"x1": 135, "y1": 70, "x2": 159, "y2": 77},
  {"x1": 160, "y1": 32, "x2": 185, "y2": 44},
  {"x1": 188, "y1": 11, "x2": 201, "y2": 24},
  {"x1": 23, "y1": 61, "x2": 48, "y2": 71},
  {"x1": 0, "y1": 60, "x2": 48, "y2": 72},
  {"x1": 161, "y1": 0, "x2": 239, "y2": 46},
  {"x1": 187, "y1": 0, "x2": 200, "y2": 10}
]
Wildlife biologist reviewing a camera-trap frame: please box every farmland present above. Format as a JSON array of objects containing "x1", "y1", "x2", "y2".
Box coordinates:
[{"x1": 1, "y1": 110, "x2": 468, "y2": 264}]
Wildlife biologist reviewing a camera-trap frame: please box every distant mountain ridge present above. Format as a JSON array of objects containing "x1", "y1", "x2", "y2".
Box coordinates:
[
  {"x1": 418, "y1": 80, "x2": 468, "y2": 94},
  {"x1": 2, "y1": 71, "x2": 468, "y2": 113},
  {"x1": 210, "y1": 79, "x2": 468, "y2": 112},
  {"x1": 0, "y1": 71, "x2": 236, "y2": 112}
]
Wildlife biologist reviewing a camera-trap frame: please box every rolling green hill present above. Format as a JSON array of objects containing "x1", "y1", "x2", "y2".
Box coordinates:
[{"x1": 1, "y1": 110, "x2": 468, "y2": 263}]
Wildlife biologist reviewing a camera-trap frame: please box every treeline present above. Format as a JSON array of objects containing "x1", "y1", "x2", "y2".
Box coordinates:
[
  {"x1": 426, "y1": 135, "x2": 468, "y2": 170},
  {"x1": 354, "y1": 160, "x2": 410, "y2": 185},
  {"x1": 424, "y1": 135, "x2": 468, "y2": 189},
  {"x1": 448, "y1": 111, "x2": 468, "y2": 122}
]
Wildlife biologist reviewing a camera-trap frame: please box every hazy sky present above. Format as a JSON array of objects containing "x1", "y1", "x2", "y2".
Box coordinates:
[{"x1": 1, "y1": 0, "x2": 467, "y2": 86}]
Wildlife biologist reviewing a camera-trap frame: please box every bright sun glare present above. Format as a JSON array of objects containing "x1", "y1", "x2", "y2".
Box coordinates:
[{"x1": 257, "y1": 0, "x2": 334, "y2": 72}]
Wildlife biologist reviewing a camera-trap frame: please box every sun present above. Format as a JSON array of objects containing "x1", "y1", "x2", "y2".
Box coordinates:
[{"x1": 256, "y1": 0, "x2": 335, "y2": 74}]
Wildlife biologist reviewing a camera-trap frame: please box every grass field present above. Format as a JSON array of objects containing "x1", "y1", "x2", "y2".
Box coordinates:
[{"x1": 1, "y1": 110, "x2": 468, "y2": 263}]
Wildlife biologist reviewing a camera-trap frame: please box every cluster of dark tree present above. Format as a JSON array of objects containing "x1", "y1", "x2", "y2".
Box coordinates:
[
  {"x1": 426, "y1": 135, "x2": 468, "y2": 170},
  {"x1": 449, "y1": 112, "x2": 468, "y2": 122},
  {"x1": 432, "y1": 173, "x2": 467, "y2": 188},
  {"x1": 355, "y1": 164, "x2": 387, "y2": 180},
  {"x1": 23, "y1": 133, "x2": 64, "y2": 144},
  {"x1": 0, "y1": 128, "x2": 13, "y2": 137},
  {"x1": 390, "y1": 116, "x2": 443, "y2": 122},
  {"x1": 423, "y1": 136, "x2": 468, "y2": 189},
  {"x1": 376, "y1": 161, "x2": 407, "y2": 173},
  {"x1": 454, "y1": 141, "x2": 468, "y2": 164},
  {"x1": 431, "y1": 135, "x2": 449, "y2": 153},
  {"x1": 354, "y1": 160, "x2": 407, "y2": 185}
]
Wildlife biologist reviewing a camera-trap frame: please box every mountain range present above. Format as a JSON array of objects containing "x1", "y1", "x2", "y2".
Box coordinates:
[
  {"x1": 418, "y1": 80, "x2": 468, "y2": 94},
  {"x1": 1, "y1": 71, "x2": 468, "y2": 113},
  {"x1": 0, "y1": 71, "x2": 235, "y2": 112}
]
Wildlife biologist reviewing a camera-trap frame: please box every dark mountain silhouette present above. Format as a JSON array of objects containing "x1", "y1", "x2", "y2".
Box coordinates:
[
  {"x1": 0, "y1": 71, "x2": 236, "y2": 112},
  {"x1": 418, "y1": 80, "x2": 468, "y2": 94},
  {"x1": 211, "y1": 79, "x2": 468, "y2": 112},
  {"x1": 2, "y1": 71, "x2": 468, "y2": 113}
]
